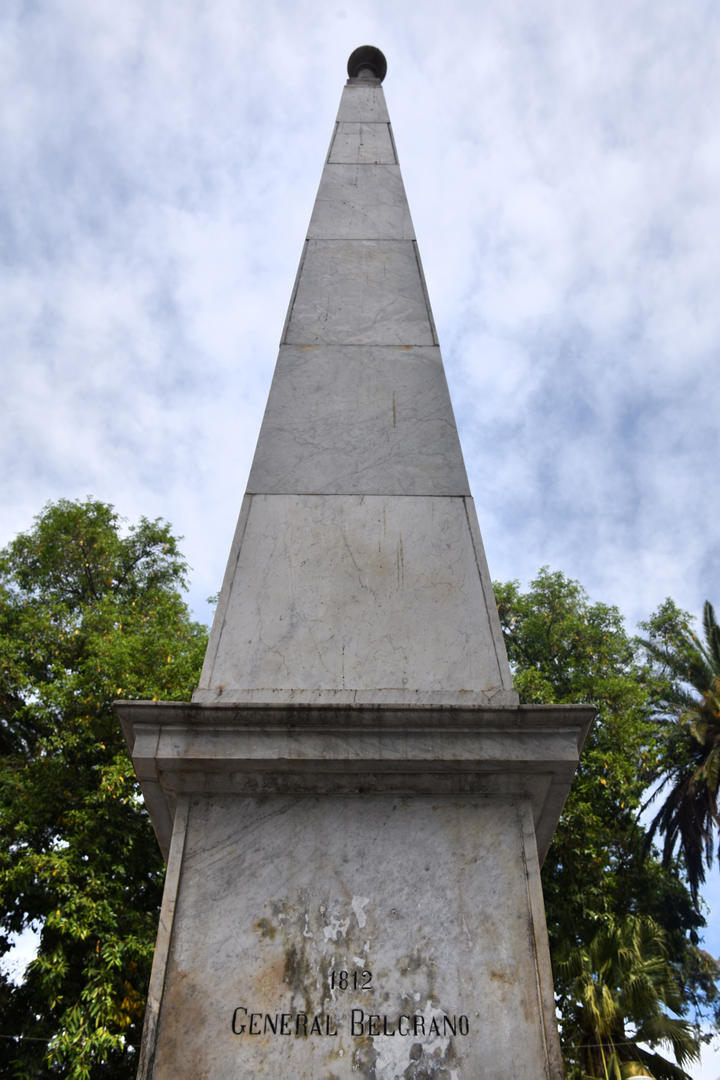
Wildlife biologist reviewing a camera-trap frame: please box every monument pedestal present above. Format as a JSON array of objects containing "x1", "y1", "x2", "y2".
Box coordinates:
[{"x1": 118, "y1": 701, "x2": 593, "y2": 1078}]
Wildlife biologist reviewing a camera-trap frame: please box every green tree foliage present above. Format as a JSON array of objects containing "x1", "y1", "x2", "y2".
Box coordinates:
[
  {"x1": 555, "y1": 915, "x2": 698, "y2": 1080},
  {"x1": 495, "y1": 569, "x2": 718, "y2": 1076},
  {"x1": 0, "y1": 499, "x2": 207, "y2": 1079},
  {"x1": 640, "y1": 600, "x2": 720, "y2": 902}
]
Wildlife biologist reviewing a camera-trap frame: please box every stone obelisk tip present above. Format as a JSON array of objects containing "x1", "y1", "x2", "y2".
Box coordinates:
[{"x1": 347, "y1": 44, "x2": 387, "y2": 82}]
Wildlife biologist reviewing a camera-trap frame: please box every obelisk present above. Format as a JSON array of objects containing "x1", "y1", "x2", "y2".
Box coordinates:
[{"x1": 117, "y1": 47, "x2": 593, "y2": 1078}]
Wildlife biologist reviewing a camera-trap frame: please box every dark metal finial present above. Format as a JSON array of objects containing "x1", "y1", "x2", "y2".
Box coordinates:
[{"x1": 347, "y1": 45, "x2": 387, "y2": 83}]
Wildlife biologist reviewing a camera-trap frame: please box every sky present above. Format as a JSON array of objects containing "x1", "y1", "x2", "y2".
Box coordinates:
[{"x1": 1, "y1": 1, "x2": 719, "y2": 1074}]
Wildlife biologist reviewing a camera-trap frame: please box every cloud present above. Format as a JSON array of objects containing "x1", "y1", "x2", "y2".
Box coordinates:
[{"x1": 2, "y1": 0, "x2": 719, "y2": 637}]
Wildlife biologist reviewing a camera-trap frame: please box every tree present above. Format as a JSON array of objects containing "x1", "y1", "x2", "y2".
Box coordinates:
[
  {"x1": 555, "y1": 914, "x2": 699, "y2": 1080},
  {"x1": 640, "y1": 600, "x2": 720, "y2": 903},
  {"x1": 495, "y1": 570, "x2": 718, "y2": 1074},
  {"x1": 0, "y1": 499, "x2": 207, "y2": 1080}
]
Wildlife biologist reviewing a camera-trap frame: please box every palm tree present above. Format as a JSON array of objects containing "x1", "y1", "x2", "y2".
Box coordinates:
[
  {"x1": 554, "y1": 915, "x2": 700, "y2": 1080},
  {"x1": 641, "y1": 601, "x2": 720, "y2": 902}
]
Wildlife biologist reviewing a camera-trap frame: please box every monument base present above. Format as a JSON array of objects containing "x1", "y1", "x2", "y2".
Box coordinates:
[{"x1": 116, "y1": 701, "x2": 593, "y2": 1079}]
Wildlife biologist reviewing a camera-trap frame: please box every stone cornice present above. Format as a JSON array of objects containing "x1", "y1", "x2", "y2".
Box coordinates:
[{"x1": 115, "y1": 699, "x2": 594, "y2": 865}]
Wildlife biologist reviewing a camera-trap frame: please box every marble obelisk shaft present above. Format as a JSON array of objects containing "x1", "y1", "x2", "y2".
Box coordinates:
[
  {"x1": 193, "y1": 75, "x2": 516, "y2": 711},
  {"x1": 117, "y1": 50, "x2": 593, "y2": 1080}
]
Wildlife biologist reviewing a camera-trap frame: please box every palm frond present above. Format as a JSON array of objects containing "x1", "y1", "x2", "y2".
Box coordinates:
[
  {"x1": 634, "y1": 1044, "x2": 695, "y2": 1080},
  {"x1": 634, "y1": 1014, "x2": 700, "y2": 1066},
  {"x1": 702, "y1": 601, "x2": 720, "y2": 672}
]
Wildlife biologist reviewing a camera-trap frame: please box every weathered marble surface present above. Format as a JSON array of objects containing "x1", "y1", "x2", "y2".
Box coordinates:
[
  {"x1": 285, "y1": 240, "x2": 434, "y2": 347},
  {"x1": 308, "y1": 165, "x2": 414, "y2": 240},
  {"x1": 329, "y1": 123, "x2": 396, "y2": 164},
  {"x1": 144, "y1": 794, "x2": 563, "y2": 1079},
  {"x1": 196, "y1": 494, "x2": 514, "y2": 703},
  {"x1": 246, "y1": 346, "x2": 469, "y2": 496}
]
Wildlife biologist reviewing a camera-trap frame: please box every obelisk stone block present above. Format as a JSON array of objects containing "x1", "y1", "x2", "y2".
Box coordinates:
[
  {"x1": 285, "y1": 241, "x2": 434, "y2": 346},
  {"x1": 329, "y1": 123, "x2": 396, "y2": 164},
  {"x1": 195, "y1": 494, "x2": 513, "y2": 704},
  {"x1": 246, "y1": 346, "x2": 470, "y2": 497},
  {"x1": 335, "y1": 83, "x2": 390, "y2": 122},
  {"x1": 308, "y1": 166, "x2": 414, "y2": 240}
]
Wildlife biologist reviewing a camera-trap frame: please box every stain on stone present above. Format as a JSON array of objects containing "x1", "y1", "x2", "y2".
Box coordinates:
[
  {"x1": 399, "y1": 950, "x2": 424, "y2": 974},
  {"x1": 284, "y1": 943, "x2": 304, "y2": 992},
  {"x1": 152, "y1": 961, "x2": 212, "y2": 1079},
  {"x1": 402, "y1": 1037, "x2": 457, "y2": 1080},
  {"x1": 255, "y1": 952, "x2": 287, "y2": 1007},
  {"x1": 282, "y1": 940, "x2": 318, "y2": 1016},
  {"x1": 351, "y1": 1035, "x2": 379, "y2": 1078},
  {"x1": 255, "y1": 917, "x2": 277, "y2": 939}
]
